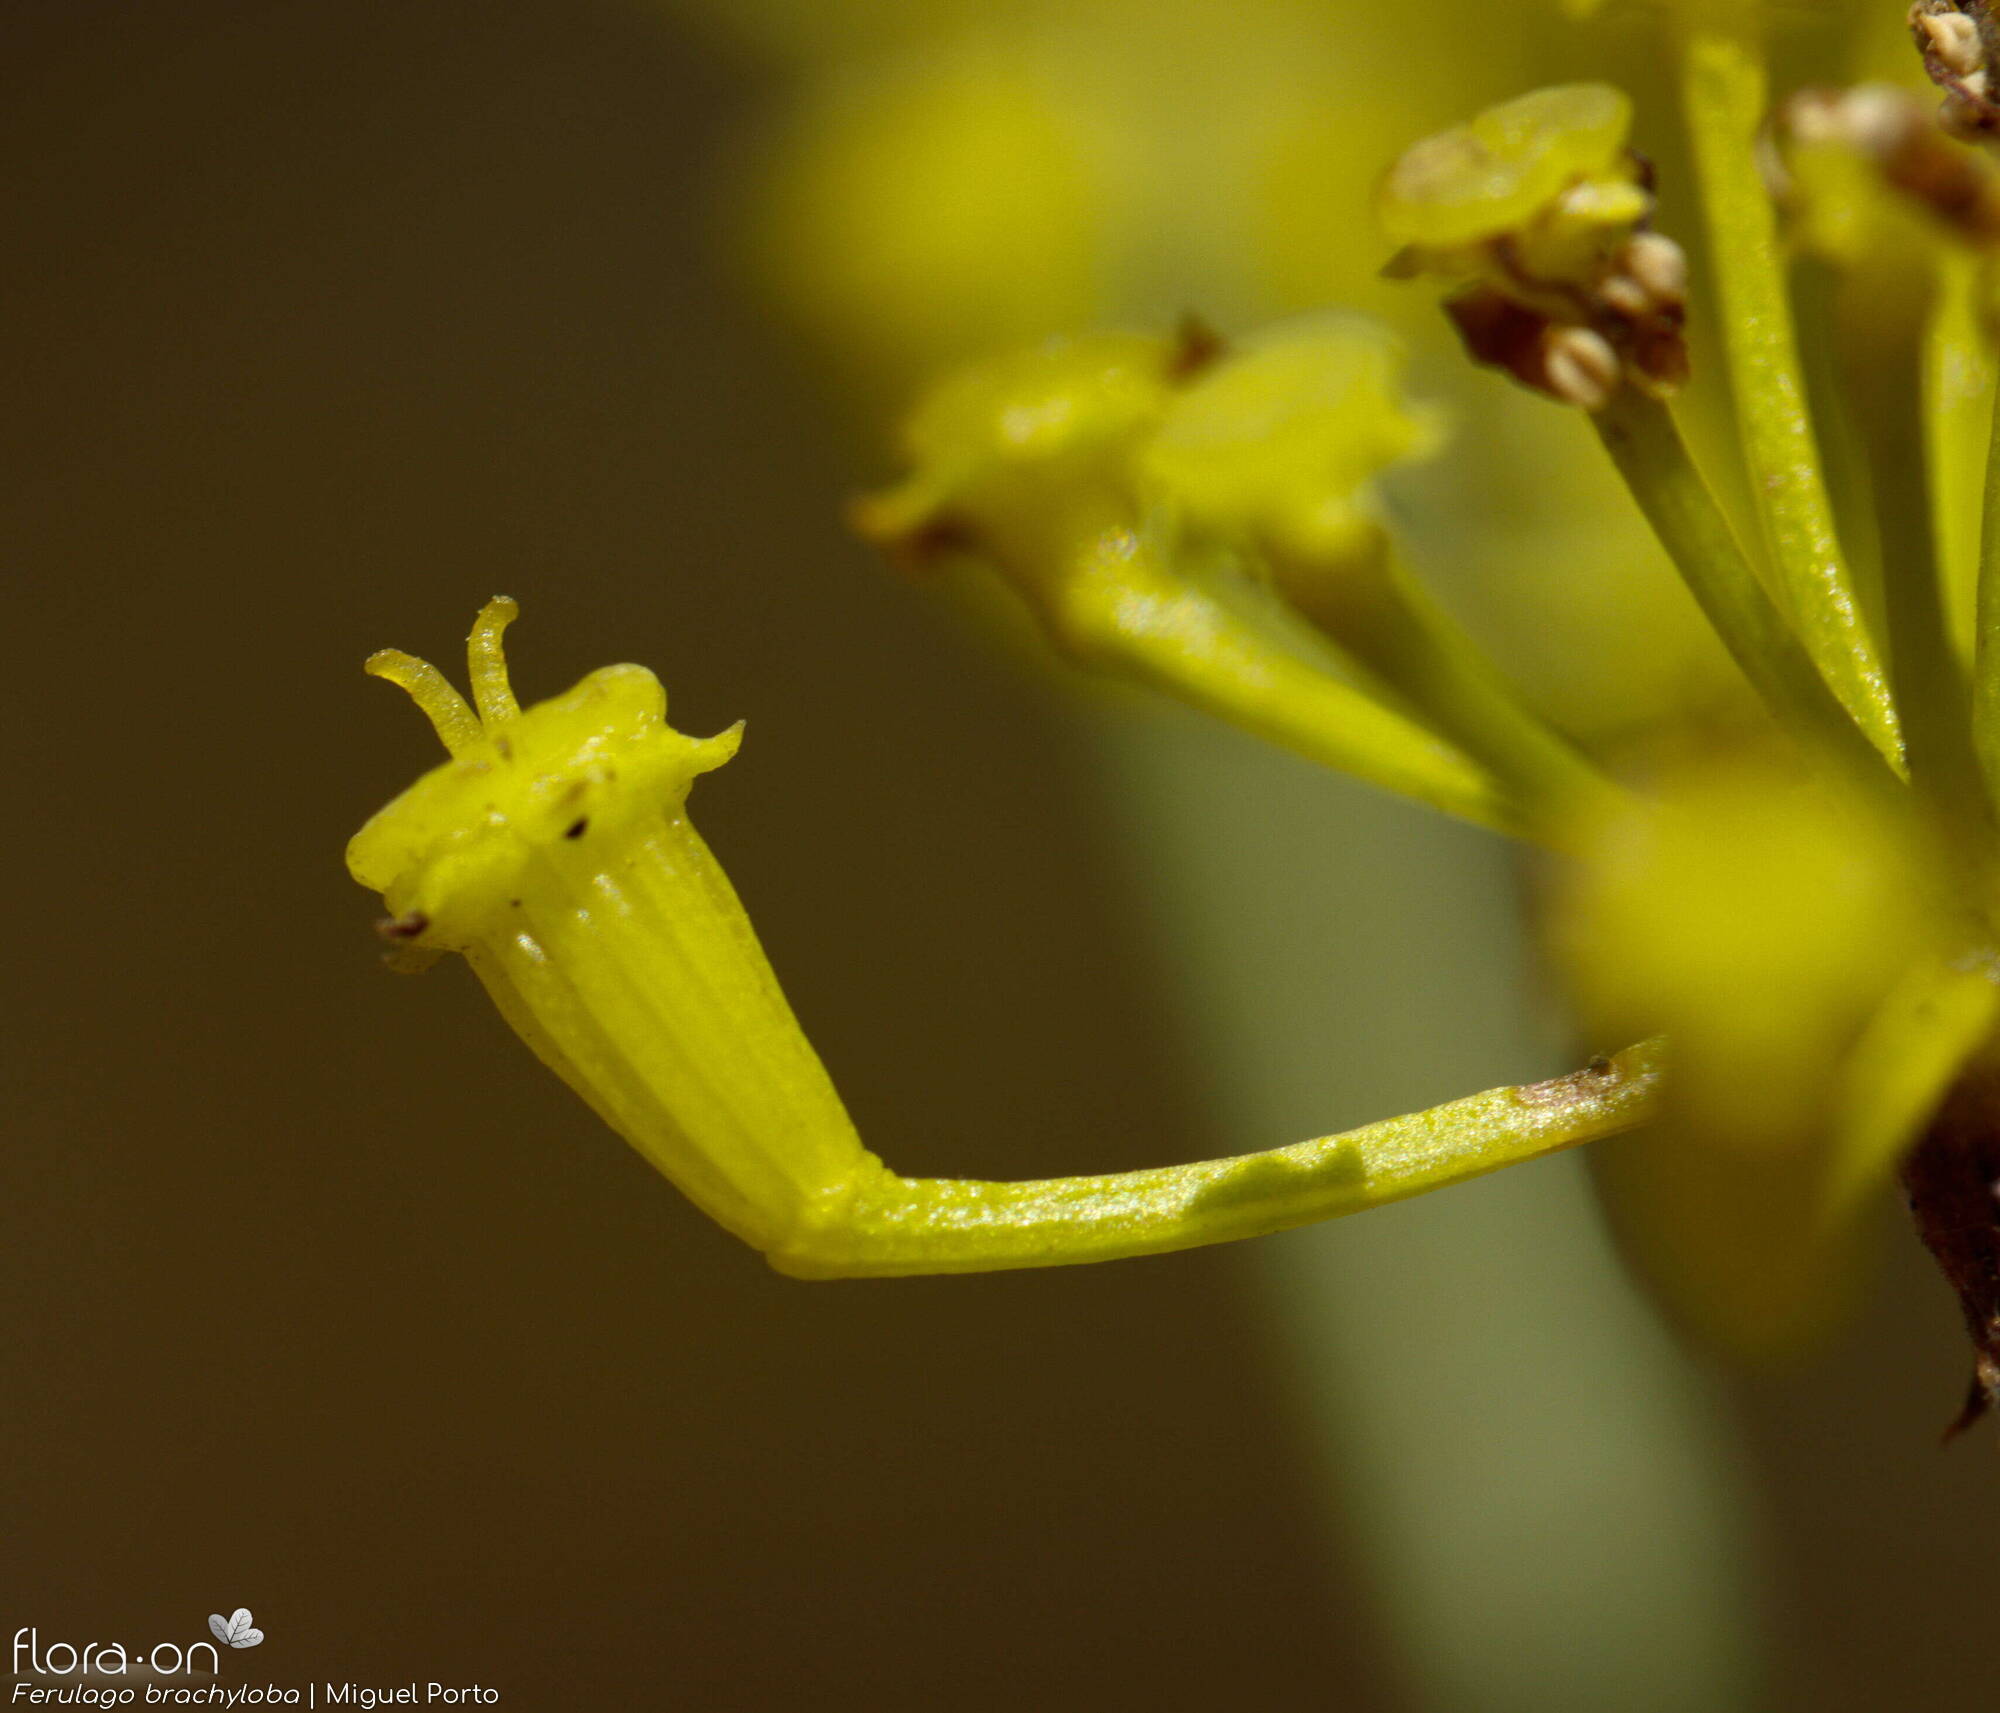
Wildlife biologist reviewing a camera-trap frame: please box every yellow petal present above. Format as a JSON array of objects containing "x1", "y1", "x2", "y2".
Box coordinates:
[{"x1": 1376, "y1": 84, "x2": 1634, "y2": 250}]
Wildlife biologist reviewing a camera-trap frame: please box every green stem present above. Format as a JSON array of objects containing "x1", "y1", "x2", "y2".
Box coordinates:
[
  {"x1": 1678, "y1": 22, "x2": 1903, "y2": 768},
  {"x1": 1047, "y1": 528, "x2": 1524, "y2": 836},
  {"x1": 1593, "y1": 391, "x2": 1892, "y2": 780},
  {"x1": 1271, "y1": 541, "x2": 1626, "y2": 831}
]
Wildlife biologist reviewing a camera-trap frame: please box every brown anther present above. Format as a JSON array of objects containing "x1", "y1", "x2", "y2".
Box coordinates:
[
  {"x1": 1921, "y1": 7, "x2": 1985, "y2": 76},
  {"x1": 1599, "y1": 275, "x2": 1652, "y2": 319},
  {"x1": 1621, "y1": 232, "x2": 1688, "y2": 306},
  {"x1": 1911, "y1": 2, "x2": 2000, "y2": 138},
  {"x1": 375, "y1": 910, "x2": 430, "y2": 942},
  {"x1": 1544, "y1": 327, "x2": 1621, "y2": 412}
]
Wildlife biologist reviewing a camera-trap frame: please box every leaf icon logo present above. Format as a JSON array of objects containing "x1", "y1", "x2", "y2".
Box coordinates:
[{"x1": 207, "y1": 1609, "x2": 265, "y2": 1649}]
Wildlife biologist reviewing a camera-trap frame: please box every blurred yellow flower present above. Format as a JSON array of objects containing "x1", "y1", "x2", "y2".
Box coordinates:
[{"x1": 1549, "y1": 750, "x2": 1961, "y2": 1351}]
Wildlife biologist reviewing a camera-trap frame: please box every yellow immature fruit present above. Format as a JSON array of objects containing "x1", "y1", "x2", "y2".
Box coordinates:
[
  {"x1": 861, "y1": 320, "x2": 1449, "y2": 609},
  {"x1": 1377, "y1": 84, "x2": 1639, "y2": 252},
  {"x1": 1137, "y1": 319, "x2": 1445, "y2": 563},
  {"x1": 854, "y1": 327, "x2": 1523, "y2": 831},
  {"x1": 854, "y1": 329, "x2": 1186, "y2": 617},
  {"x1": 349, "y1": 662, "x2": 740, "y2": 952},
  {"x1": 855, "y1": 318, "x2": 1626, "y2": 837},
  {"x1": 1135, "y1": 318, "x2": 1619, "y2": 829},
  {"x1": 349, "y1": 601, "x2": 865, "y2": 1255},
  {"x1": 901, "y1": 332, "x2": 1176, "y2": 467}
]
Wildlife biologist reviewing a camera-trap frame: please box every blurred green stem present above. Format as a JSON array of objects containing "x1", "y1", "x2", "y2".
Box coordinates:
[
  {"x1": 1971, "y1": 288, "x2": 2000, "y2": 807},
  {"x1": 1921, "y1": 249, "x2": 1988, "y2": 667},
  {"x1": 1090, "y1": 706, "x2": 1765, "y2": 1713},
  {"x1": 1842, "y1": 261, "x2": 1984, "y2": 833},
  {"x1": 1270, "y1": 540, "x2": 1624, "y2": 834}
]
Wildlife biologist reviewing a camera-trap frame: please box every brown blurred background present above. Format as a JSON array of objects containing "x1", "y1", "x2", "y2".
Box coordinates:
[{"x1": 5, "y1": 4, "x2": 2000, "y2": 1709}]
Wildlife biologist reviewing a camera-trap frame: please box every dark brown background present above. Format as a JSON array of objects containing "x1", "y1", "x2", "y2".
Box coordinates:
[{"x1": 5, "y1": 4, "x2": 2000, "y2": 1709}]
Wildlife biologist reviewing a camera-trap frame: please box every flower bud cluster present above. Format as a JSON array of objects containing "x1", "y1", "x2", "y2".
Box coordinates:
[{"x1": 1378, "y1": 84, "x2": 1688, "y2": 410}]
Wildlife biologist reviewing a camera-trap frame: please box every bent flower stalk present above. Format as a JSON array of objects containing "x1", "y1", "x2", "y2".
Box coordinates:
[
  {"x1": 350, "y1": 12, "x2": 2000, "y2": 1426},
  {"x1": 349, "y1": 597, "x2": 1660, "y2": 1278}
]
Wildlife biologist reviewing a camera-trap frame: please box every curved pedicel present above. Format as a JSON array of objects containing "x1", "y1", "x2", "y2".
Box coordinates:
[{"x1": 349, "y1": 600, "x2": 1662, "y2": 1277}]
